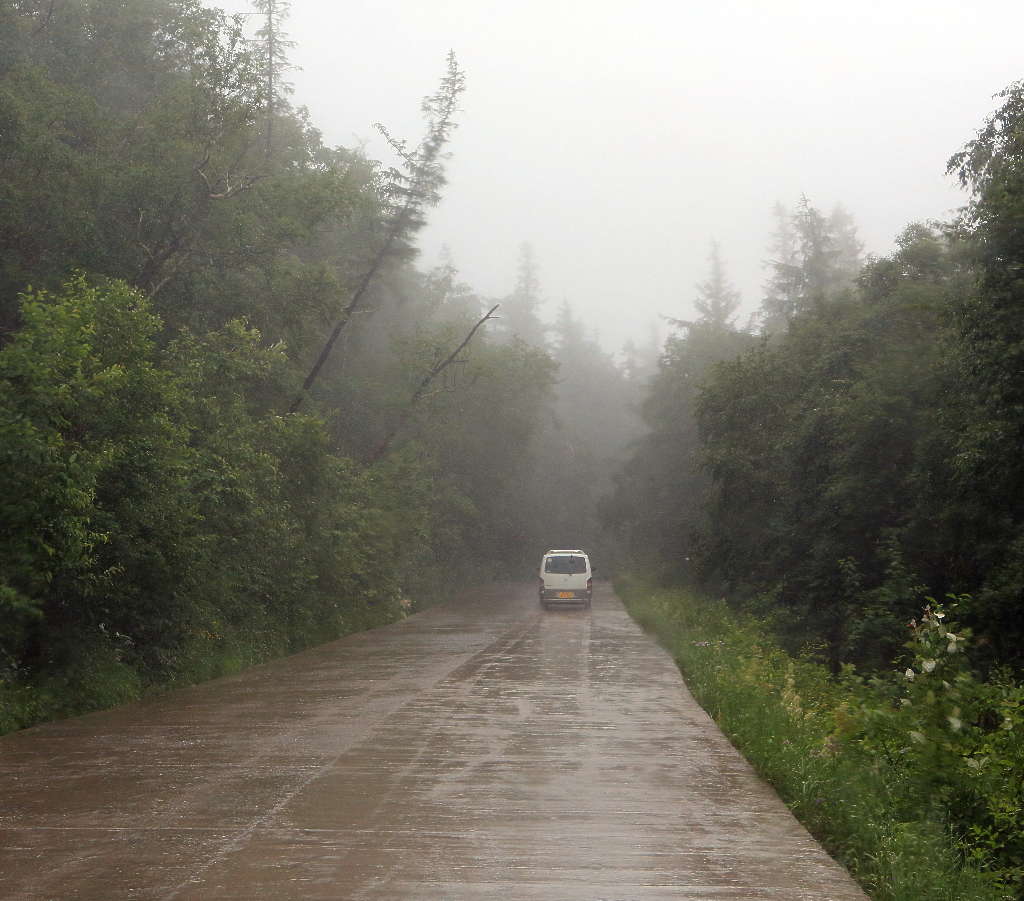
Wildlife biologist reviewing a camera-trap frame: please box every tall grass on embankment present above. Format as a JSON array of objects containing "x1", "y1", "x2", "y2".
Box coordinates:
[{"x1": 618, "y1": 577, "x2": 1023, "y2": 901}]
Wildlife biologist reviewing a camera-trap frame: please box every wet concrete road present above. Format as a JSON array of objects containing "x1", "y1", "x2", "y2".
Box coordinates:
[{"x1": 0, "y1": 582, "x2": 867, "y2": 900}]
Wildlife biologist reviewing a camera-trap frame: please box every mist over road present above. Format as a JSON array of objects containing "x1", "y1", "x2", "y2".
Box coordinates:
[{"x1": 0, "y1": 583, "x2": 865, "y2": 899}]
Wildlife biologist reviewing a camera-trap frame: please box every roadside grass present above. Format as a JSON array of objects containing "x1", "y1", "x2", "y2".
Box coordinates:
[
  {"x1": 1, "y1": 572, "x2": 456, "y2": 737},
  {"x1": 617, "y1": 576, "x2": 1021, "y2": 901},
  {"x1": 0, "y1": 604, "x2": 406, "y2": 736}
]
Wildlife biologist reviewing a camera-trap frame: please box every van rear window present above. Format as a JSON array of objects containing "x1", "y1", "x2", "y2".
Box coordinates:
[{"x1": 544, "y1": 555, "x2": 587, "y2": 574}]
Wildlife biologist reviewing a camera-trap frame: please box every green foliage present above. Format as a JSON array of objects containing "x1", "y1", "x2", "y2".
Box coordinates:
[
  {"x1": 605, "y1": 242, "x2": 756, "y2": 579},
  {"x1": 670, "y1": 90, "x2": 1024, "y2": 669},
  {"x1": 657, "y1": 94, "x2": 1024, "y2": 671},
  {"x1": 691, "y1": 241, "x2": 741, "y2": 328},
  {"x1": 499, "y1": 243, "x2": 547, "y2": 347},
  {"x1": 608, "y1": 86, "x2": 1024, "y2": 900},
  {"x1": 943, "y1": 80, "x2": 1024, "y2": 666},
  {"x1": 530, "y1": 300, "x2": 639, "y2": 564},
  {"x1": 0, "y1": 276, "x2": 416, "y2": 731},
  {"x1": 692, "y1": 223, "x2": 975, "y2": 665},
  {"x1": 619, "y1": 579, "x2": 1019, "y2": 900},
  {"x1": 760, "y1": 199, "x2": 863, "y2": 332},
  {"x1": 0, "y1": 0, "x2": 567, "y2": 736},
  {"x1": 0, "y1": 276, "x2": 170, "y2": 668},
  {"x1": 841, "y1": 601, "x2": 1024, "y2": 889},
  {"x1": 390, "y1": 313, "x2": 560, "y2": 578},
  {"x1": 0, "y1": 0, "x2": 373, "y2": 351}
]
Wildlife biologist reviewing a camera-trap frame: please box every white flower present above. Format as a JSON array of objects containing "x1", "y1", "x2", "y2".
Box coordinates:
[
  {"x1": 905, "y1": 668, "x2": 915, "y2": 681},
  {"x1": 948, "y1": 715, "x2": 962, "y2": 731},
  {"x1": 909, "y1": 730, "x2": 926, "y2": 744},
  {"x1": 922, "y1": 659, "x2": 937, "y2": 673}
]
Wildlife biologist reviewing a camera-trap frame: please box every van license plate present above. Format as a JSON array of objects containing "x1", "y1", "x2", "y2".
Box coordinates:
[{"x1": 557, "y1": 591, "x2": 574, "y2": 599}]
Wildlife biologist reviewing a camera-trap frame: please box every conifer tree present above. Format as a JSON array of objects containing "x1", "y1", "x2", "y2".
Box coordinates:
[
  {"x1": 761, "y1": 202, "x2": 801, "y2": 332},
  {"x1": 760, "y1": 198, "x2": 863, "y2": 332},
  {"x1": 793, "y1": 195, "x2": 837, "y2": 311},
  {"x1": 693, "y1": 241, "x2": 741, "y2": 328},
  {"x1": 500, "y1": 243, "x2": 548, "y2": 347},
  {"x1": 253, "y1": 0, "x2": 296, "y2": 160},
  {"x1": 828, "y1": 203, "x2": 864, "y2": 290}
]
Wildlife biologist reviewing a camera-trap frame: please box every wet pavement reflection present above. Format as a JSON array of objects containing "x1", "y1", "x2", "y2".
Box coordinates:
[{"x1": 0, "y1": 582, "x2": 867, "y2": 899}]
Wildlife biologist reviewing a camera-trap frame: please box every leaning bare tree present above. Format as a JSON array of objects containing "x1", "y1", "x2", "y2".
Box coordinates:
[
  {"x1": 289, "y1": 52, "x2": 466, "y2": 414},
  {"x1": 367, "y1": 303, "x2": 501, "y2": 463}
]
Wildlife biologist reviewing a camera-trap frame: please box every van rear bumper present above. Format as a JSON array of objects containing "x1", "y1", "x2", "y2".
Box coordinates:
[{"x1": 539, "y1": 588, "x2": 592, "y2": 602}]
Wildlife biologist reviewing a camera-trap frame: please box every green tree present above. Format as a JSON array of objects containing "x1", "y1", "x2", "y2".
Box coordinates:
[
  {"x1": 759, "y1": 198, "x2": 863, "y2": 333},
  {"x1": 761, "y1": 201, "x2": 801, "y2": 332},
  {"x1": 608, "y1": 247, "x2": 752, "y2": 578},
  {"x1": 499, "y1": 242, "x2": 548, "y2": 347},
  {"x1": 692, "y1": 240, "x2": 741, "y2": 328},
  {"x1": 947, "y1": 80, "x2": 1024, "y2": 662},
  {"x1": 253, "y1": 0, "x2": 296, "y2": 159},
  {"x1": 698, "y1": 225, "x2": 965, "y2": 664}
]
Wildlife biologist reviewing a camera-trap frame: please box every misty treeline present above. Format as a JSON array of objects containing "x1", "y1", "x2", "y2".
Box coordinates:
[
  {"x1": 610, "y1": 89, "x2": 1024, "y2": 679},
  {"x1": 0, "y1": 0, "x2": 641, "y2": 730}
]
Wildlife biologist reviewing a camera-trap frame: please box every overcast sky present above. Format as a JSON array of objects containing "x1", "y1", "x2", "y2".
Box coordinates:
[{"x1": 224, "y1": 0, "x2": 1024, "y2": 351}]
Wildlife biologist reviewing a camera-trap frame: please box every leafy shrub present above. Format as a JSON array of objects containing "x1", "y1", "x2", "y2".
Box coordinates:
[{"x1": 842, "y1": 600, "x2": 1024, "y2": 891}]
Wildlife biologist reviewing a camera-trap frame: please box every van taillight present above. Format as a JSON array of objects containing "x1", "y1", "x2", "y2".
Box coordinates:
[{"x1": 587, "y1": 578, "x2": 593, "y2": 590}]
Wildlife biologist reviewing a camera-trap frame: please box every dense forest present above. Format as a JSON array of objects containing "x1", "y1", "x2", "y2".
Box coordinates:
[
  {"x1": 0, "y1": 0, "x2": 642, "y2": 730},
  {"x1": 4, "y1": 0, "x2": 1024, "y2": 743},
  {"x1": 611, "y1": 95, "x2": 1024, "y2": 678}
]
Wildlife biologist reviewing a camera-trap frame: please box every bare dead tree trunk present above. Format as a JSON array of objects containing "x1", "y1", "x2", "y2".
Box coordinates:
[
  {"x1": 367, "y1": 304, "x2": 500, "y2": 463},
  {"x1": 287, "y1": 206, "x2": 412, "y2": 414},
  {"x1": 288, "y1": 52, "x2": 464, "y2": 415}
]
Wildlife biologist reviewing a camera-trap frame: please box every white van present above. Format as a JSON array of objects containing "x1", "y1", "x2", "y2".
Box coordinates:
[{"x1": 539, "y1": 549, "x2": 593, "y2": 609}]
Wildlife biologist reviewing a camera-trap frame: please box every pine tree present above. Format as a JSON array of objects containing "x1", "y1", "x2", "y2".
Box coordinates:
[
  {"x1": 500, "y1": 243, "x2": 548, "y2": 347},
  {"x1": 828, "y1": 203, "x2": 864, "y2": 290},
  {"x1": 761, "y1": 202, "x2": 801, "y2": 332},
  {"x1": 760, "y1": 198, "x2": 863, "y2": 332},
  {"x1": 253, "y1": 0, "x2": 296, "y2": 160},
  {"x1": 793, "y1": 195, "x2": 838, "y2": 311},
  {"x1": 693, "y1": 241, "x2": 741, "y2": 328}
]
